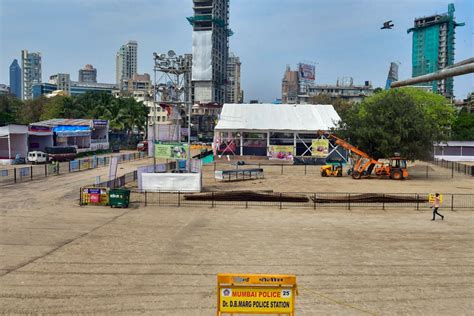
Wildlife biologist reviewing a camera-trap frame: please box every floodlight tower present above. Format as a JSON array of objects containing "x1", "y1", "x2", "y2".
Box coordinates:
[{"x1": 152, "y1": 51, "x2": 192, "y2": 170}]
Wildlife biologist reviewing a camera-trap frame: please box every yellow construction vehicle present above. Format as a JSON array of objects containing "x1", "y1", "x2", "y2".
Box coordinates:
[
  {"x1": 320, "y1": 161, "x2": 343, "y2": 177},
  {"x1": 319, "y1": 132, "x2": 408, "y2": 180}
]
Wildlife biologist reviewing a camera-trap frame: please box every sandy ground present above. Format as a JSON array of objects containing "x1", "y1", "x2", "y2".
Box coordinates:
[
  {"x1": 203, "y1": 161, "x2": 474, "y2": 194},
  {"x1": 0, "y1": 158, "x2": 473, "y2": 315}
]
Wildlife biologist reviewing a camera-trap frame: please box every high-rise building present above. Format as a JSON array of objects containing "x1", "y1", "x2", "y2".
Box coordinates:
[
  {"x1": 385, "y1": 62, "x2": 399, "y2": 90},
  {"x1": 407, "y1": 3, "x2": 464, "y2": 98},
  {"x1": 281, "y1": 65, "x2": 299, "y2": 104},
  {"x1": 48, "y1": 73, "x2": 71, "y2": 95},
  {"x1": 78, "y1": 64, "x2": 97, "y2": 83},
  {"x1": 21, "y1": 50, "x2": 42, "y2": 100},
  {"x1": 226, "y1": 53, "x2": 243, "y2": 103},
  {"x1": 116, "y1": 40, "x2": 138, "y2": 89},
  {"x1": 122, "y1": 73, "x2": 152, "y2": 95},
  {"x1": 188, "y1": 0, "x2": 232, "y2": 104},
  {"x1": 9, "y1": 59, "x2": 21, "y2": 98}
]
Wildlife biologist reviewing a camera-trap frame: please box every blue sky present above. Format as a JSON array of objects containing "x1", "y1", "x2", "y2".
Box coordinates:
[{"x1": 1, "y1": 0, "x2": 472, "y2": 101}]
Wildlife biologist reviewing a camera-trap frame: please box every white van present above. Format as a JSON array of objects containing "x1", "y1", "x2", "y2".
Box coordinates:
[{"x1": 27, "y1": 151, "x2": 49, "y2": 164}]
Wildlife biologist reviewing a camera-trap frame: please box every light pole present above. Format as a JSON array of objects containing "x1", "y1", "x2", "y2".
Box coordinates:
[
  {"x1": 152, "y1": 51, "x2": 192, "y2": 171},
  {"x1": 152, "y1": 62, "x2": 157, "y2": 171}
]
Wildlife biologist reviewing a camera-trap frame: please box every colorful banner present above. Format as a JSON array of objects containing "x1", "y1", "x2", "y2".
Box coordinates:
[
  {"x1": 299, "y1": 63, "x2": 315, "y2": 81},
  {"x1": 154, "y1": 143, "x2": 188, "y2": 159},
  {"x1": 268, "y1": 145, "x2": 294, "y2": 161},
  {"x1": 312, "y1": 139, "x2": 329, "y2": 157}
]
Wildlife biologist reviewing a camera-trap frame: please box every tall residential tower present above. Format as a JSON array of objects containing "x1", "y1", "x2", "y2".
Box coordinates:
[
  {"x1": 407, "y1": 3, "x2": 464, "y2": 98},
  {"x1": 9, "y1": 59, "x2": 21, "y2": 98},
  {"x1": 226, "y1": 53, "x2": 243, "y2": 103},
  {"x1": 21, "y1": 50, "x2": 42, "y2": 100},
  {"x1": 187, "y1": 0, "x2": 232, "y2": 104},
  {"x1": 116, "y1": 40, "x2": 138, "y2": 89}
]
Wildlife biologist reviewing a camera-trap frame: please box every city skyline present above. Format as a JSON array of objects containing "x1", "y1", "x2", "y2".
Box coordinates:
[{"x1": 1, "y1": 0, "x2": 472, "y2": 102}]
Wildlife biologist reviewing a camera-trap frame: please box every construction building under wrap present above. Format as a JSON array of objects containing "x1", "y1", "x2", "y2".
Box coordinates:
[{"x1": 407, "y1": 3, "x2": 464, "y2": 98}]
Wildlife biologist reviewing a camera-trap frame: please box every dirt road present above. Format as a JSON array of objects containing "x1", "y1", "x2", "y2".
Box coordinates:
[{"x1": 0, "y1": 159, "x2": 473, "y2": 315}]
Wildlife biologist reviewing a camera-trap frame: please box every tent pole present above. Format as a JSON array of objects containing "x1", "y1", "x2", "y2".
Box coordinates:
[
  {"x1": 267, "y1": 132, "x2": 270, "y2": 156},
  {"x1": 293, "y1": 133, "x2": 297, "y2": 156},
  {"x1": 8, "y1": 134, "x2": 11, "y2": 162},
  {"x1": 240, "y1": 132, "x2": 243, "y2": 156}
]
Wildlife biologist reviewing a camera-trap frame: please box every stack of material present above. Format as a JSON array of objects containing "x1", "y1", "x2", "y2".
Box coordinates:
[
  {"x1": 184, "y1": 191, "x2": 309, "y2": 202},
  {"x1": 312, "y1": 193, "x2": 428, "y2": 204}
]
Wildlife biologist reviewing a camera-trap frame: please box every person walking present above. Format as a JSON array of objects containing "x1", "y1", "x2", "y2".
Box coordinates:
[{"x1": 431, "y1": 193, "x2": 444, "y2": 221}]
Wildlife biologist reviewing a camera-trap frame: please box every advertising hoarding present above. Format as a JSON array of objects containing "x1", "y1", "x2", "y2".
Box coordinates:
[
  {"x1": 154, "y1": 143, "x2": 188, "y2": 159},
  {"x1": 298, "y1": 63, "x2": 315, "y2": 81},
  {"x1": 268, "y1": 145, "x2": 294, "y2": 161},
  {"x1": 311, "y1": 139, "x2": 329, "y2": 158}
]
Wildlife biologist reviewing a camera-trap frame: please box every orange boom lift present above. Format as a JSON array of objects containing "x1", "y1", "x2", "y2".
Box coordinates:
[{"x1": 322, "y1": 133, "x2": 408, "y2": 180}]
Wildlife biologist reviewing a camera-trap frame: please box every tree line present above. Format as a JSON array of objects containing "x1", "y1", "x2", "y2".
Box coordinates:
[
  {"x1": 0, "y1": 92, "x2": 148, "y2": 138},
  {"x1": 309, "y1": 88, "x2": 473, "y2": 160}
]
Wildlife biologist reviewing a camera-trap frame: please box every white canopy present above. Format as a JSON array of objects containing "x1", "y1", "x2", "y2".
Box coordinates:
[
  {"x1": 215, "y1": 103, "x2": 341, "y2": 132},
  {"x1": 0, "y1": 125, "x2": 28, "y2": 137}
]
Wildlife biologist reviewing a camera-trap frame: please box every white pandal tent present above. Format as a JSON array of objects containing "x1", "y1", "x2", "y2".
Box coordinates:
[{"x1": 213, "y1": 103, "x2": 343, "y2": 159}]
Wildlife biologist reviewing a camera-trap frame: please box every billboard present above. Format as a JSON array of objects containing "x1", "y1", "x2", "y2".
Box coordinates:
[
  {"x1": 268, "y1": 145, "x2": 294, "y2": 161},
  {"x1": 154, "y1": 143, "x2": 188, "y2": 159},
  {"x1": 298, "y1": 63, "x2": 315, "y2": 81},
  {"x1": 311, "y1": 139, "x2": 329, "y2": 158}
]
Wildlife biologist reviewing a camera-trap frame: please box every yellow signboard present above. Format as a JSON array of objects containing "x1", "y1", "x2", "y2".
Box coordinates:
[
  {"x1": 312, "y1": 139, "x2": 329, "y2": 158},
  {"x1": 220, "y1": 287, "x2": 292, "y2": 313},
  {"x1": 217, "y1": 273, "x2": 297, "y2": 315},
  {"x1": 428, "y1": 193, "x2": 443, "y2": 204}
]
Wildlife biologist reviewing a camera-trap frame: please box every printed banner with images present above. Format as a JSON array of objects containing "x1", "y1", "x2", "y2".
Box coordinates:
[
  {"x1": 311, "y1": 139, "x2": 329, "y2": 157},
  {"x1": 268, "y1": 145, "x2": 294, "y2": 161},
  {"x1": 155, "y1": 143, "x2": 188, "y2": 159}
]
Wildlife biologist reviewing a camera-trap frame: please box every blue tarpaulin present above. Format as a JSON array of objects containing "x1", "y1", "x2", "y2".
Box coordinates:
[{"x1": 53, "y1": 125, "x2": 91, "y2": 136}]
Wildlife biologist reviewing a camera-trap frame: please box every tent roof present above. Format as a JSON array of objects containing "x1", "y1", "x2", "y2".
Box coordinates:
[
  {"x1": 0, "y1": 125, "x2": 28, "y2": 137},
  {"x1": 33, "y1": 118, "x2": 93, "y2": 127},
  {"x1": 215, "y1": 103, "x2": 341, "y2": 132}
]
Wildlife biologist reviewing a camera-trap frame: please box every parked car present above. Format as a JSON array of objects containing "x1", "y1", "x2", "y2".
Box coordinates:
[
  {"x1": 137, "y1": 141, "x2": 148, "y2": 152},
  {"x1": 45, "y1": 146, "x2": 77, "y2": 162},
  {"x1": 27, "y1": 151, "x2": 49, "y2": 164},
  {"x1": 12, "y1": 154, "x2": 26, "y2": 165},
  {"x1": 111, "y1": 144, "x2": 120, "y2": 153}
]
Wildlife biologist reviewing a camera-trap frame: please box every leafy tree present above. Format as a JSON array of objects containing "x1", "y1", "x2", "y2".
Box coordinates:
[
  {"x1": 337, "y1": 87, "x2": 455, "y2": 160},
  {"x1": 308, "y1": 93, "x2": 354, "y2": 117},
  {"x1": 0, "y1": 94, "x2": 22, "y2": 125},
  {"x1": 17, "y1": 96, "x2": 50, "y2": 124},
  {"x1": 102, "y1": 97, "x2": 126, "y2": 131},
  {"x1": 373, "y1": 87, "x2": 383, "y2": 94},
  {"x1": 40, "y1": 96, "x2": 68, "y2": 120},
  {"x1": 452, "y1": 110, "x2": 474, "y2": 140}
]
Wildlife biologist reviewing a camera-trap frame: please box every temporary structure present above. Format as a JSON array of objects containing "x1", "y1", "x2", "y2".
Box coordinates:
[
  {"x1": 215, "y1": 103, "x2": 340, "y2": 132},
  {"x1": 214, "y1": 103, "x2": 343, "y2": 160},
  {"x1": 0, "y1": 125, "x2": 28, "y2": 164}
]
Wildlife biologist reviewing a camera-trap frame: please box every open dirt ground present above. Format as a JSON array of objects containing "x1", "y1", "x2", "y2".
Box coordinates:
[
  {"x1": 0, "y1": 159, "x2": 473, "y2": 315},
  {"x1": 201, "y1": 161, "x2": 474, "y2": 194}
]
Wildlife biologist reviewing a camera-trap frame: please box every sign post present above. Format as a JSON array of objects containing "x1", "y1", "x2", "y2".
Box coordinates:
[{"x1": 217, "y1": 273, "x2": 297, "y2": 315}]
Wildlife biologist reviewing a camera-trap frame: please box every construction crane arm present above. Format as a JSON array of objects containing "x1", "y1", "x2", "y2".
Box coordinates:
[{"x1": 322, "y1": 133, "x2": 377, "y2": 161}]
